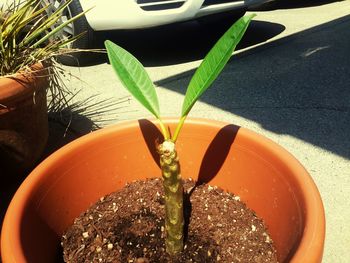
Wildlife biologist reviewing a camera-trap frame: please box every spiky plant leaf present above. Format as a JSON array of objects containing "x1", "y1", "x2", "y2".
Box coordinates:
[
  {"x1": 181, "y1": 14, "x2": 255, "y2": 117},
  {"x1": 0, "y1": 0, "x2": 87, "y2": 76},
  {"x1": 105, "y1": 40, "x2": 160, "y2": 119}
]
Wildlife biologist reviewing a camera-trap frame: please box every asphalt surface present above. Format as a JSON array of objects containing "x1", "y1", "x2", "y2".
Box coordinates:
[{"x1": 2, "y1": 0, "x2": 350, "y2": 262}]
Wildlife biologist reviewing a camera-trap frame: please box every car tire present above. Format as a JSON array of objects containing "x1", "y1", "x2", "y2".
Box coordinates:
[{"x1": 57, "y1": 0, "x2": 95, "y2": 66}]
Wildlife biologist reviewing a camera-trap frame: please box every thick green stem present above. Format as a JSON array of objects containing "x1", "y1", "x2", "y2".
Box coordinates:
[{"x1": 158, "y1": 140, "x2": 184, "y2": 255}]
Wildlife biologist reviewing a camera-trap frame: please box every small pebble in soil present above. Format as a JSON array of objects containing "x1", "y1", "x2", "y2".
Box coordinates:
[{"x1": 62, "y1": 178, "x2": 278, "y2": 263}]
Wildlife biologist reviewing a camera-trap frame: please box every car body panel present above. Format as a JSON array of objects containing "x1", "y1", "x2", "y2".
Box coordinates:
[
  {"x1": 0, "y1": 0, "x2": 271, "y2": 32},
  {"x1": 79, "y1": 0, "x2": 270, "y2": 31}
]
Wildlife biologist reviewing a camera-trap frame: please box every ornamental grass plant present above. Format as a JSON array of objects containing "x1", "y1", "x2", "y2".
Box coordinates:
[
  {"x1": 0, "y1": 0, "x2": 91, "y2": 175},
  {"x1": 0, "y1": 0, "x2": 86, "y2": 76},
  {"x1": 0, "y1": 0, "x2": 91, "y2": 108}
]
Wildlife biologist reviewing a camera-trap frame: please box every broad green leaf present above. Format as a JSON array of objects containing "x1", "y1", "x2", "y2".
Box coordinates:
[
  {"x1": 181, "y1": 14, "x2": 255, "y2": 117},
  {"x1": 105, "y1": 40, "x2": 160, "y2": 118}
]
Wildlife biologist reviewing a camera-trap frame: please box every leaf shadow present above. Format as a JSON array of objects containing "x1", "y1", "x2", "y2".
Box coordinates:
[
  {"x1": 184, "y1": 124, "x2": 239, "y2": 241},
  {"x1": 138, "y1": 119, "x2": 164, "y2": 168},
  {"x1": 197, "y1": 124, "x2": 239, "y2": 185}
]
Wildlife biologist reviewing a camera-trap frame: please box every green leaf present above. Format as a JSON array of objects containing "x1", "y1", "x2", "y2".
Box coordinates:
[
  {"x1": 105, "y1": 40, "x2": 160, "y2": 119},
  {"x1": 181, "y1": 14, "x2": 255, "y2": 117}
]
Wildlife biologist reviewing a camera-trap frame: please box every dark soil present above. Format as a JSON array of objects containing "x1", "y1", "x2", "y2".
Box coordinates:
[{"x1": 62, "y1": 178, "x2": 278, "y2": 263}]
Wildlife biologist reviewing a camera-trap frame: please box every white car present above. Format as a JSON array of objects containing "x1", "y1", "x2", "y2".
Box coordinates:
[{"x1": 41, "y1": 0, "x2": 270, "y2": 50}]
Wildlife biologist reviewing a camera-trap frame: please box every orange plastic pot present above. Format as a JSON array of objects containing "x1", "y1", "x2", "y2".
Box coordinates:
[
  {"x1": 0, "y1": 64, "x2": 49, "y2": 176},
  {"x1": 1, "y1": 118, "x2": 325, "y2": 263}
]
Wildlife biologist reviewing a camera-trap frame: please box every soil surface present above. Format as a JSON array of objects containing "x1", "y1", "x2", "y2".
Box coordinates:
[{"x1": 62, "y1": 178, "x2": 278, "y2": 263}]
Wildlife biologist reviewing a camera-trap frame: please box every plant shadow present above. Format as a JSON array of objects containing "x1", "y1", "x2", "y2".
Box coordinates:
[
  {"x1": 250, "y1": 0, "x2": 343, "y2": 11},
  {"x1": 44, "y1": 94, "x2": 129, "y2": 156},
  {"x1": 184, "y1": 124, "x2": 239, "y2": 241},
  {"x1": 197, "y1": 124, "x2": 239, "y2": 185},
  {"x1": 138, "y1": 119, "x2": 164, "y2": 168}
]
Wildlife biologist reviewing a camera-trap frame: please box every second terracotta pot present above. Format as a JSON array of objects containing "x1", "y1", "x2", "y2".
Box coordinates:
[
  {"x1": 1, "y1": 118, "x2": 325, "y2": 263},
  {"x1": 0, "y1": 64, "x2": 49, "y2": 176}
]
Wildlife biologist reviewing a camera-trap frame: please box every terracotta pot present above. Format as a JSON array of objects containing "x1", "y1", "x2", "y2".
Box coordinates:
[
  {"x1": 0, "y1": 64, "x2": 49, "y2": 176},
  {"x1": 0, "y1": 118, "x2": 325, "y2": 263}
]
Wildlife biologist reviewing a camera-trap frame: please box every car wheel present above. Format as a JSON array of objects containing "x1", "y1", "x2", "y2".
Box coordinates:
[{"x1": 42, "y1": 0, "x2": 95, "y2": 66}]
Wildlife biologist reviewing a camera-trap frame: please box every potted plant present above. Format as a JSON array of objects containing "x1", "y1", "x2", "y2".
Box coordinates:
[
  {"x1": 0, "y1": 0, "x2": 87, "y2": 175},
  {"x1": 101, "y1": 14, "x2": 261, "y2": 258},
  {"x1": 1, "y1": 15, "x2": 325, "y2": 263}
]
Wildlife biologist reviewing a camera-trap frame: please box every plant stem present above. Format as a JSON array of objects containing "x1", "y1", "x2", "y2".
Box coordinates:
[
  {"x1": 172, "y1": 115, "x2": 187, "y2": 142},
  {"x1": 158, "y1": 119, "x2": 170, "y2": 140},
  {"x1": 158, "y1": 140, "x2": 184, "y2": 255}
]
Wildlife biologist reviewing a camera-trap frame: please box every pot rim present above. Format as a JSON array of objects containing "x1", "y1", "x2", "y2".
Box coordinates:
[
  {"x1": 1, "y1": 117, "x2": 325, "y2": 263},
  {"x1": 0, "y1": 63, "x2": 48, "y2": 106}
]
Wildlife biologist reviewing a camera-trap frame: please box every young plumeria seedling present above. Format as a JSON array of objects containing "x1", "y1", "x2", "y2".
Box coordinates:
[{"x1": 105, "y1": 14, "x2": 255, "y2": 256}]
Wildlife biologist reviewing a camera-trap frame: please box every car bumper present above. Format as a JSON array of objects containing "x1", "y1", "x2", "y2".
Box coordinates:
[{"x1": 79, "y1": 0, "x2": 268, "y2": 31}]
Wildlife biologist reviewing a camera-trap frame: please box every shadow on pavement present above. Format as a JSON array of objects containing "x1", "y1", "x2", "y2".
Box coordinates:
[
  {"x1": 77, "y1": 0, "x2": 343, "y2": 67},
  {"x1": 44, "y1": 95, "x2": 130, "y2": 157},
  {"x1": 250, "y1": 0, "x2": 343, "y2": 11},
  {"x1": 156, "y1": 15, "x2": 350, "y2": 159},
  {"x1": 76, "y1": 19, "x2": 285, "y2": 67}
]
